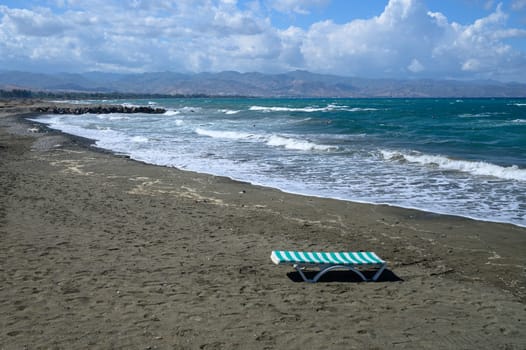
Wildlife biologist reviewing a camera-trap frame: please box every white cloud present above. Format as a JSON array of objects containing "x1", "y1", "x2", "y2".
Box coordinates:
[
  {"x1": 0, "y1": 0, "x2": 524, "y2": 81},
  {"x1": 512, "y1": 0, "x2": 526, "y2": 10},
  {"x1": 269, "y1": 0, "x2": 329, "y2": 15},
  {"x1": 299, "y1": 0, "x2": 442, "y2": 76},
  {"x1": 298, "y1": 0, "x2": 526, "y2": 80},
  {"x1": 408, "y1": 58, "x2": 425, "y2": 72},
  {"x1": 0, "y1": 6, "x2": 70, "y2": 37},
  {"x1": 484, "y1": 0, "x2": 496, "y2": 11},
  {"x1": 462, "y1": 58, "x2": 482, "y2": 71}
]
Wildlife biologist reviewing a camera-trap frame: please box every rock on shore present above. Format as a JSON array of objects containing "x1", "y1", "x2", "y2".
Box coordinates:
[{"x1": 33, "y1": 104, "x2": 166, "y2": 114}]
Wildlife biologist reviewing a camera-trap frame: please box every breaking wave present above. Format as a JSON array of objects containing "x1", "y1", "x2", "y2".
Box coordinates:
[
  {"x1": 163, "y1": 110, "x2": 180, "y2": 116},
  {"x1": 195, "y1": 128, "x2": 257, "y2": 140},
  {"x1": 381, "y1": 150, "x2": 526, "y2": 181},
  {"x1": 195, "y1": 128, "x2": 336, "y2": 152},
  {"x1": 266, "y1": 135, "x2": 337, "y2": 151},
  {"x1": 218, "y1": 109, "x2": 241, "y2": 115},
  {"x1": 249, "y1": 106, "x2": 333, "y2": 113},
  {"x1": 249, "y1": 104, "x2": 378, "y2": 113}
]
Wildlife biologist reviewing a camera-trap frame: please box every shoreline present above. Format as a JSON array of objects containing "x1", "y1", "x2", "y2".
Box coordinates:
[
  {"x1": 1, "y1": 99, "x2": 526, "y2": 349},
  {"x1": 29, "y1": 111, "x2": 526, "y2": 230},
  {"x1": 25, "y1": 100, "x2": 526, "y2": 229}
]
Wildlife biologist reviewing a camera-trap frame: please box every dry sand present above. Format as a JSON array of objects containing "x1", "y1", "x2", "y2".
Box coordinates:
[{"x1": 1, "y1": 100, "x2": 525, "y2": 349}]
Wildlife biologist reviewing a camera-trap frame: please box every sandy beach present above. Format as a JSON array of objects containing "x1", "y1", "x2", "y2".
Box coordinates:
[{"x1": 1, "y1": 99, "x2": 525, "y2": 349}]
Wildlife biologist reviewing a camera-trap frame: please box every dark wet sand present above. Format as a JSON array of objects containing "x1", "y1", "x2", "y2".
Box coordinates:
[{"x1": 1, "y1": 100, "x2": 525, "y2": 349}]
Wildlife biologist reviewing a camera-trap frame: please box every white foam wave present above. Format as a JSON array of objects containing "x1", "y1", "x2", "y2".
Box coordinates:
[
  {"x1": 50, "y1": 99, "x2": 93, "y2": 105},
  {"x1": 95, "y1": 126, "x2": 115, "y2": 132},
  {"x1": 29, "y1": 115, "x2": 127, "y2": 145},
  {"x1": 163, "y1": 110, "x2": 180, "y2": 116},
  {"x1": 249, "y1": 106, "x2": 332, "y2": 113},
  {"x1": 381, "y1": 150, "x2": 526, "y2": 181},
  {"x1": 110, "y1": 115, "x2": 130, "y2": 121},
  {"x1": 249, "y1": 105, "x2": 378, "y2": 113},
  {"x1": 327, "y1": 103, "x2": 348, "y2": 108},
  {"x1": 344, "y1": 107, "x2": 379, "y2": 112},
  {"x1": 195, "y1": 128, "x2": 256, "y2": 140},
  {"x1": 218, "y1": 109, "x2": 240, "y2": 115},
  {"x1": 511, "y1": 119, "x2": 526, "y2": 124},
  {"x1": 459, "y1": 112, "x2": 504, "y2": 118},
  {"x1": 177, "y1": 106, "x2": 201, "y2": 113},
  {"x1": 91, "y1": 113, "x2": 130, "y2": 121},
  {"x1": 195, "y1": 128, "x2": 336, "y2": 152},
  {"x1": 266, "y1": 135, "x2": 336, "y2": 151},
  {"x1": 514, "y1": 103, "x2": 526, "y2": 106},
  {"x1": 95, "y1": 113, "x2": 130, "y2": 121},
  {"x1": 131, "y1": 136, "x2": 149, "y2": 143}
]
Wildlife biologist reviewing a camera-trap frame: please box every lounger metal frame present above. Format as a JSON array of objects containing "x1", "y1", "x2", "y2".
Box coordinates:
[{"x1": 271, "y1": 251, "x2": 387, "y2": 283}]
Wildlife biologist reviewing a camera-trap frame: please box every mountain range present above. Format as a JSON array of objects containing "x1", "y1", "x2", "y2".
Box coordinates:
[{"x1": 1, "y1": 70, "x2": 525, "y2": 98}]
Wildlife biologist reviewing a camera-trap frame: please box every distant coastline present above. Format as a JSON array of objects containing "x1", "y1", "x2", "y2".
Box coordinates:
[
  {"x1": 2, "y1": 89, "x2": 526, "y2": 102},
  {"x1": 0, "y1": 89, "x2": 249, "y2": 100},
  {"x1": 1, "y1": 70, "x2": 526, "y2": 98}
]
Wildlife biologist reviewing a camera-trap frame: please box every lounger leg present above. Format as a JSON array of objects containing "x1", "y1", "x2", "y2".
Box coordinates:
[
  {"x1": 325, "y1": 266, "x2": 368, "y2": 282},
  {"x1": 371, "y1": 263, "x2": 387, "y2": 281},
  {"x1": 294, "y1": 264, "x2": 315, "y2": 283},
  {"x1": 294, "y1": 264, "x2": 384, "y2": 283},
  {"x1": 304, "y1": 265, "x2": 368, "y2": 283}
]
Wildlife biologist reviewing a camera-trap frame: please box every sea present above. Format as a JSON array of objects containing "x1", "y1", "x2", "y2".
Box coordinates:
[{"x1": 30, "y1": 98, "x2": 526, "y2": 228}]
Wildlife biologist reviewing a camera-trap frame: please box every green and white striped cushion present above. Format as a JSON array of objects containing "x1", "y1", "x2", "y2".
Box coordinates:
[{"x1": 271, "y1": 251, "x2": 384, "y2": 266}]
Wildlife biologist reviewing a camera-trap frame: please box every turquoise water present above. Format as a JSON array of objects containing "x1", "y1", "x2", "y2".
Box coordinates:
[{"x1": 34, "y1": 98, "x2": 526, "y2": 227}]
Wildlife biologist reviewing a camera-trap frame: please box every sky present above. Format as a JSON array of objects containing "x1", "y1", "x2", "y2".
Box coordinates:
[{"x1": 0, "y1": 0, "x2": 525, "y2": 82}]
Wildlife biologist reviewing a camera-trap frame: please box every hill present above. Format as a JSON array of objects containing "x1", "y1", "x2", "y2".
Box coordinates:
[{"x1": 1, "y1": 70, "x2": 525, "y2": 98}]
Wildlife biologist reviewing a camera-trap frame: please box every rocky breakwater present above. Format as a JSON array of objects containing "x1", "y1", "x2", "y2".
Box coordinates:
[{"x1": 34, "y1": 104, "x2": 166, "y2": 115}]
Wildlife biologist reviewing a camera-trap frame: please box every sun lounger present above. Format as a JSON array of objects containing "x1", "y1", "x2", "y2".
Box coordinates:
[{"x1": 270, "y1": 250, "x2": 387, "y2": 283}]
